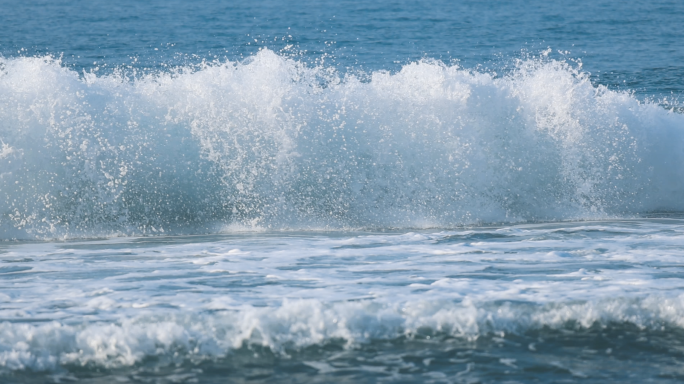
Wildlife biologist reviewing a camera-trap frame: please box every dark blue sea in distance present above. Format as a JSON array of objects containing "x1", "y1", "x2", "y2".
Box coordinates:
[{"x1": 1, "y1": 0, "x2": 684, "y2": 383}]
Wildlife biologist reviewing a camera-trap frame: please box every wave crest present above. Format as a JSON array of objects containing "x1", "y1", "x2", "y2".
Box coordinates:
[{"x1": 1, "y1": 50, "x2": 683, "y2": 238}]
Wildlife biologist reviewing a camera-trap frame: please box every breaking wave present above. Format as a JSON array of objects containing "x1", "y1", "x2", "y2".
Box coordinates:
[
  {"x1": 2, "y1": 296, "x2": 684, "y2": 372},
  {"x1": 1, "y1": 49, "x2": 683, "y2": 239}
]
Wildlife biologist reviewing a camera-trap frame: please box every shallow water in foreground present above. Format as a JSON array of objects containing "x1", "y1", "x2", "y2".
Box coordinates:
[{"x1": 3, "y1": 218, "x2": 684, "y2": 383}]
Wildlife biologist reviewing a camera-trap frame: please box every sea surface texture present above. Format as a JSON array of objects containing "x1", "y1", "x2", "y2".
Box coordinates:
[{"x1": 1, "y1": 0, "x2": 684, "y2": 382}]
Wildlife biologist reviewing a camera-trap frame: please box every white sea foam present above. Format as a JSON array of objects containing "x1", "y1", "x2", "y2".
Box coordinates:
[
  {"x1": 1, "y1": 295, "x2": 684, "y2": 372},
  {"x1": 1, "y1": 50, "x2": 683, "y2": 238},
  {"x1": 1, "y1": 222, "x2": 684, "y2": 372}
]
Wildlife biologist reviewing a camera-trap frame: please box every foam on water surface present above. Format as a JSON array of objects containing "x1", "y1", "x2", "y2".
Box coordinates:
[
  {"x1": 1, "y1": 50, "x2": 684, "y2": 239},
  {"x1": 2, "y1": 220, "x2": 684, "y2": 382}
]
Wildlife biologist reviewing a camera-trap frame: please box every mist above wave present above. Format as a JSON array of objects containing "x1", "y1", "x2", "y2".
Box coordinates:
[{"x1": 1, "y1": 49, "x2": 683, "y2": 238}]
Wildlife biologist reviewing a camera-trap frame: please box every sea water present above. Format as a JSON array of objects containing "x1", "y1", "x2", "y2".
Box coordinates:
[{"x1": 1, "y1": 0, "x2": 684, "y2": 382}]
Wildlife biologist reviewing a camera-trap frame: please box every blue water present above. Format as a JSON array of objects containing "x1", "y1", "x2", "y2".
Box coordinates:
[
  {"x1": 1, "y1": 0, "x2": 684, "y2": 382},
  {"x1": 3, "y1": 0, "x2": 684, "y2": 98}
]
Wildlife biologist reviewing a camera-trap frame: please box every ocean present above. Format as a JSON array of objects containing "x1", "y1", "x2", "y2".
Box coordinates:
[{"x1": 1, "y1": 0, "x2": 684, "y2": 382}]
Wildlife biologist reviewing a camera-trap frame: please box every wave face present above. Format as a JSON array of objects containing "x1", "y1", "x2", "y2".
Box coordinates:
[{"x1": 1, "y1": 50, "x2": 683, "y2": 238}]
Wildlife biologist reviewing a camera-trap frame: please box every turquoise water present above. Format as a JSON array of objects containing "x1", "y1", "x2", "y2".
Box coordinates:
[{"x1": 1, "y1": 0, "x2": 684, "y2": 382}]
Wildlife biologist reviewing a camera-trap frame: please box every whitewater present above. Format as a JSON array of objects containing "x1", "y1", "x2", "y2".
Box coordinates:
[
  {"x1": 1, "y1": 50, "x2": 683, "y2": 239},
  {"x1": 1, "y1": 50, "x2": 684, "y2": 383},
  {"x1": 4, "y1": 221, "x2": 684, "y2": 382},
  {"x1": 2, "y1": 0, "x2": 684, "y2": 382}
]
